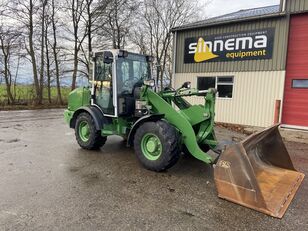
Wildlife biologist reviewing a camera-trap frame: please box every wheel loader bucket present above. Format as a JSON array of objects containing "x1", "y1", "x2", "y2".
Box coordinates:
[{"x1": 214, "y1": 124, "x2": 304, "y2": 218}]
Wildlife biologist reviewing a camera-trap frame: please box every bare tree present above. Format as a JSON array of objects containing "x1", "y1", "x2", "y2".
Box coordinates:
[
  {"x1": 0, "y1": 0, "x2": 210, "y2": 107},
  {"x1": 65, "y1": 0, "x2": 88, "y2": 90},
  {"x1": 6, "y1": 0, "x2": 43, "y2": 104},
  {"x1": 38, "y1": 0, "x2": 48, "y2": 104},
  {"x1": 132, "y1": 0, "x2": 207, "y2": 89},
  {"x1": 66, "y1": 0, "x2": 110, "y2": 82},
  {"x1": 50, "y1": 0, "x2": 63, "y2": 104},
  {"x1": 0, "y1": 27, "x2": 22, "y2": 104},
  {"x1": 79, "y1": 0, "x2": 103, "y2": 78},
  {"x1": 44, "y1": 3, "x2": 52, "y2": 103},
  {"x1": 85, "y1": 0, "x2": 95, "y2": 57},
  {"x1": 96, "y1": 0, "x2": 139, "y2": 49}
]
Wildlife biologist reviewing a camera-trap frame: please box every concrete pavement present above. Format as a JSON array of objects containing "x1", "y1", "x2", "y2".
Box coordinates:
[{"x1": 0, "y1": 109, "x2": 307, "y2": 230}]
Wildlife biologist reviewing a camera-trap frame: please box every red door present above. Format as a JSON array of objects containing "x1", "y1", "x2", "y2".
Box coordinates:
[{"x1": 282, "y1": 14, "x2": 308, "y2": 127}]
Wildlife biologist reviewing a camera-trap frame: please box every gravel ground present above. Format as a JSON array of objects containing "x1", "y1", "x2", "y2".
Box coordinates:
[{"x1": 0, "y1": 109, "x2": 307, "y2": 230}]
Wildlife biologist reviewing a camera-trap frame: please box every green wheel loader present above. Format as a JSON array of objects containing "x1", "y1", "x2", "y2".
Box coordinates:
[{"x1": 64, "y1": 50, "x2": 304, "y2": 218}]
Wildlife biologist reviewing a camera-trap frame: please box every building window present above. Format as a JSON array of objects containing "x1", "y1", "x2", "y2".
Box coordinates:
[
  {"x1": 197, "y1": 76, "x2": 234, "y2": 98},
  {"x1": 292, "y1": 79, "x2": 308, "y2": 88},
  {"x1": 197, "y1": 77, "x2": 216, "y2": 90},
  {"x1": 217, "y1": 77, "x2": 234, "y2": 98}
]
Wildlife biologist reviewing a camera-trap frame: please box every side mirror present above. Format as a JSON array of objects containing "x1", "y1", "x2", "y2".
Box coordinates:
[
  {"x1": 104, "y1": 55, "x2": 113, "y2": 64},
  {"x1": 181, "y1": 81, "x2": 191, "y2": 89},
  {"x1": 144, "y1": 79, "x2": 155, "y2": 87},
  {"x1": 102, "y1": 51, "x2": 113, "y2": 64}
]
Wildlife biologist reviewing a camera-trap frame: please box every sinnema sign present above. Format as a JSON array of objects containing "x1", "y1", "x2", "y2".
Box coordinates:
[{"x1": 184, "y1": 28, "x2": 275, "y2": 63}]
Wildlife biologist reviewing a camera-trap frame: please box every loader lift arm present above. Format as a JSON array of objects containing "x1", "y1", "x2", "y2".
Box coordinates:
[{"x1": 140, "y1": 85, "x2": 218, "y2": 164}]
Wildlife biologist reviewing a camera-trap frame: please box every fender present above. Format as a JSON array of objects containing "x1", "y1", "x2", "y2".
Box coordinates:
[
  {"x1": 127, "y1": 114, "x2": 164, "y2": 146},
  {"x1": 70, "y1": 106, "x2": 111, "y2": 130}
]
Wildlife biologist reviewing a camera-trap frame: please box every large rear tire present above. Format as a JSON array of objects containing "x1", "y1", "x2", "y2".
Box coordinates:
[
  {"x1": 134, "y1": 120, "x2": 180, "y2": 172},
  {"x1": 75, "y1": 112, "x2": 107, "y2": 150}
]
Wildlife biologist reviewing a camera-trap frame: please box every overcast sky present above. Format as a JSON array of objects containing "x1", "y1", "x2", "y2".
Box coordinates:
[{"x1": 204, "y1": 0, "x2": 280, "y2": 17}]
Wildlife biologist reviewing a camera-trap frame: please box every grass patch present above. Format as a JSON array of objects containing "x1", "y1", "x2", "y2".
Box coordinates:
[{"x1": 0, "y1": 84, "x2": 71, "y2": 109}]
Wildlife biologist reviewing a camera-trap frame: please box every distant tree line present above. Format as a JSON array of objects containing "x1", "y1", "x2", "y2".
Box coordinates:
[{"x1": 0, "y1": 0, "x2": 207, "y2": 106}]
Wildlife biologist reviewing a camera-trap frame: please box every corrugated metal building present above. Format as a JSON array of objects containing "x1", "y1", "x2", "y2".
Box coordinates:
[{"x1": 172, "y1": 0, "x2": 308, "y2": 129}]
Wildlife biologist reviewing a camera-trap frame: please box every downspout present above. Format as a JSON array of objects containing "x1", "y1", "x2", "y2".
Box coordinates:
[
  {"x1": 279, "y1": 0, "x2": 291, "y2": 124},
  {"x1": 172, "y1": 31, "x2": 177, "y2": 89},
  {"x1": 281, "y1": 0, "x2": 286, "y2": 12}
]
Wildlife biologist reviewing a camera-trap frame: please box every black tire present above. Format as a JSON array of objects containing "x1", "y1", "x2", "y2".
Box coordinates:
[
  {"x1": 133, "y1": 120, "x2": 180, "y2": 172},
  {"x1": 75, "y1": 112, "x2": 107, "y2": 150}
]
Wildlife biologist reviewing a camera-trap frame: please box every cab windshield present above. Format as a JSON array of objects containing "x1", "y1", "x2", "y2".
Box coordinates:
[{"x1": 116, "y1": 53, "x2": 151, "y2": 95}]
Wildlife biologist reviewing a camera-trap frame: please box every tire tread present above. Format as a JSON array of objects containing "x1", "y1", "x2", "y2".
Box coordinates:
[
  {"x1": 75, "y1": 112, "x2": 107, "y2": 150},
  {"x1": 134, "y1": 120, "x2": 180, "y2": 172}
]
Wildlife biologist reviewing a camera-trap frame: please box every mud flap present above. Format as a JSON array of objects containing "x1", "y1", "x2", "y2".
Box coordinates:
[{"x1": 214, "y1": 124, "x2": 304, "y2": 218}]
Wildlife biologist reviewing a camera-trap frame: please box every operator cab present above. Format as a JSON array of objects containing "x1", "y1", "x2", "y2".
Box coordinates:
[{"x1": 92, "y1": 50, "x2": 152, "y2": 117}]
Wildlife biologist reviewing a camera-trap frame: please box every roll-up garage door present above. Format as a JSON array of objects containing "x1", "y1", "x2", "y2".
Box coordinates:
[{"x1": 282, "y1": 13, "x2": 308, "y2": 127}]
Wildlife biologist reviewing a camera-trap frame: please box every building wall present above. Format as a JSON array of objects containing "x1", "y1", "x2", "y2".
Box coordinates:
[
  {"x1": 174, "y1": 71, "x2": 285, "y2": 127},
  {"x1": 284, "y1": 0, "x2": 308, "y2": 13},
  {"x1": 175, "y1": 17, "x2": 289, "y2": 73}
]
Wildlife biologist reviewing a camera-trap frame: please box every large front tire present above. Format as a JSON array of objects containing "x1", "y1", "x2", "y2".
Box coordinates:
[
  {"x1": 134, "y1": 120, "x2": 180, "y2": 172},
  {"x1": 75, "y1": 112, "x2": 107, "y2": 150}
]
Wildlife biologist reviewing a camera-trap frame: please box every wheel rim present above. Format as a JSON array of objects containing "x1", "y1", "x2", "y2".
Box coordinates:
[
  {"x1": 141, "y1": 133, "x2": 162, "y2": 160},
  {"x1": 78, "y1": 121, "x2": 90, "y2": 142}
]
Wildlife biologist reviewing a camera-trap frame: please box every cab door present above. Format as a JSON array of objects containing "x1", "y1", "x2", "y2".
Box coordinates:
[{"x1": 93, "y1": 51, "x2": 117, "y2": 117}]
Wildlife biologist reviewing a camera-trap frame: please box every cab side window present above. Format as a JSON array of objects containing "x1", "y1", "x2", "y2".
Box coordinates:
[{"x1": 95, "y1": 57, "x2": 112, "y2": 83}]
